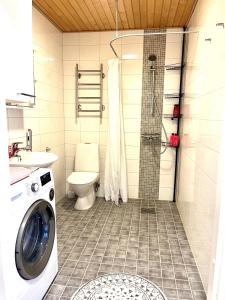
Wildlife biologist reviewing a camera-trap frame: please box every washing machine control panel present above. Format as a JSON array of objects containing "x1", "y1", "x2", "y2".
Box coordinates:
[
  {"x1": 40, "y1": 172, "x2": 51, "y2": 186},
  {"x1": 31, "y1": 183, "x2": 39, "y2": 192}
]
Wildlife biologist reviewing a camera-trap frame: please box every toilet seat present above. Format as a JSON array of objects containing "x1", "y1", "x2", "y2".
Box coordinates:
[{"x1": 67, "y1": 172, "x2": 99, "y2": 185}]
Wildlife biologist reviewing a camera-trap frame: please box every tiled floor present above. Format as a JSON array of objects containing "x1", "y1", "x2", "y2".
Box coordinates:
[{"x1": 44, "y1": 197, "x2": 207, "y2": 300}]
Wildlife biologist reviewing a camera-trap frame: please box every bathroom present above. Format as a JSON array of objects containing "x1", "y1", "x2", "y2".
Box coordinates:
[{"x1": 0, "y1": 0, "x2": 225, "y2": 299}]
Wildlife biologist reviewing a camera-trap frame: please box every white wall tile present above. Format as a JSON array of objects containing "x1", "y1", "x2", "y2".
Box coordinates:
[
  {"x1": 63, "y1": 33, "x2": 80, "y2": 45},
  {"x1": 122, "y1": 44, "x2": 143, "y2": 60},
  {"x1": 62, "y1": 29, "x2": 143, "y2": 200},
  {"x1": 127, "y1": 172, "x2": 139, "y2": 186},
  {"x1": 63, "y1": 45, "x2": 79, "y2": 61},
  {"x1": 176, "y1": 0, "x2": 225, "y2": 291},
  {"x1": 124, "y1": 118, "x2": 141, "y2": 133},
  {"x1": 126, "y1": 146, "x2": 140, "y2": 160},
  {"x1": 80, "y1": 131, "x2": 99, "y2": 144},
  {"x1": 159, "y1": 187, "x2": 173, "y2": 201},
  {"x1": 122, "y1": 89, "x2": 142, "y2": 104},
  {"x1": 79, "y1": 45, "x2": 99, "y2": 61},
  {"x1": 122, "y1": 60, "x2": 143, "y2": 75},
  {"x1": 165, "y1": 42, "x2": 182, "y2": 60},
  {"x1": 123, "y1": 104, "x2": 141, "y2": 119},
  {"x1": 159, "y1": 174, "x2": 175, "y2": 188},
  {"x1": 121, "y1": 30, "x2": 144, "y2": 44},
  {"x1": 100, "y1": 31, "x2": 121, "y2": 45},
  {"x1": 64, "y1": 76, "x2": 75, "y2": 90},
  {"x1": 128, "y1": 185, "x2": 139, "y2": 199},
  {"x1": 122, "y1": 75, "x2": 142, "y2": 90},
  {"x1": 127, "y1": 160, "x2": 139, "y2": 173},
  {"x1": 7, "y1": 8, "x2": 66, "y2": 201}
]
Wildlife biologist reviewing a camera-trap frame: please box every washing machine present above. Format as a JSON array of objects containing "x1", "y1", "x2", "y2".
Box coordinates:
[{"x1": 1, "y1": 168, "x2": 58, "y2": 300}]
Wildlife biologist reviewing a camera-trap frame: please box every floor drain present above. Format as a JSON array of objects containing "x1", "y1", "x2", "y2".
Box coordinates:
[{"x1": 141, "y1": 208, "x2": 156, "y2": 214}]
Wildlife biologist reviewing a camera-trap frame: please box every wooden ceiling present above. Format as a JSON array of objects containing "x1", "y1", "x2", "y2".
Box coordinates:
[{"x1": 32, "y1": 0, "x2": 198, "y2": 32}]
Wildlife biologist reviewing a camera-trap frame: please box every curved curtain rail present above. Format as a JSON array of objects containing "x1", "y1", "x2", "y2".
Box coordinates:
[{"x1": 109, "y1": 30, "x2": 198, "y2": 58}]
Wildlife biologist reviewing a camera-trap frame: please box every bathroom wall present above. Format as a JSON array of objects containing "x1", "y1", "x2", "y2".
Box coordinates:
[
  {"x1": 63, "y1": 30, "x2": 144, "y2": 198},
  {"x1": 139, "y1": 28, "x2": 183, "y2": 202},
  {"x1": 63, "y1": 30, "x2": 183, "y2": 200},
  {"x1": 7, "y1": 7, "x2": 65, "y2": 201},
  {"x1": 176, "y1": 0, "x2": 225, "y2": 290}
]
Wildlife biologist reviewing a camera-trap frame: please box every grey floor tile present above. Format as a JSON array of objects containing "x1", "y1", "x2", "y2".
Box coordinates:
[
  {"x1": 190, "y1": 281, "x2": 205, "y2": 291},
  {"x1": 176, "y1": 279, "x2": 190, "y2": 290},
  {"x1": 48, "y1": 284, "x2": 65, "y2": 296},
  {"x1": 61, "y1": 286, "x2": 78, "y2": 298},
  {"x1": 192, "y1": 290, "x2": 207, "y2": 300},
  {"x1": 46, "y1": 197, "x2": 206, "y2": 300},
  {"x1": 164, "y1": 288, "x2": 178, "y2": 298},
  {"x1": 43, "y1": 295, "x2": 60, "y2": 300},
  {"x1": 188, "y1": 272, "x2": 202, "y2": 282},
  {"x1": 67, "y1": 277, "x2": 82, "y2": 287},
  {"x1": 163, "y1": 278, "x2": 176, "y2": 289},
  {"x1": 177, "y1": 289, "x2": 193, "y2": 299}
]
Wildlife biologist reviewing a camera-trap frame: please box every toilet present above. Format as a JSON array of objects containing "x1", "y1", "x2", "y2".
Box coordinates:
[{"x1": 67, "y1": 143, "x2": 99, "y2": 210}]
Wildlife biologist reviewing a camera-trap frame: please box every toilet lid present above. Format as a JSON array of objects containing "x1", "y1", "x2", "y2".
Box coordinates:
[{"x1": 67, "y1": 172, "x2": 99, "y2": 185}]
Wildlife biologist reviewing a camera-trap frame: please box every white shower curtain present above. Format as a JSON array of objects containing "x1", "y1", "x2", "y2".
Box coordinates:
[{"x1": 104, "y1": 58, "x2": 128, "y2": 205}]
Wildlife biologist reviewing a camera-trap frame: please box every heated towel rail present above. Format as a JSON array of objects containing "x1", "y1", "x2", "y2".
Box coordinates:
[{"x1": 75, "y1": 64, "x2": 105, "y2": 122}]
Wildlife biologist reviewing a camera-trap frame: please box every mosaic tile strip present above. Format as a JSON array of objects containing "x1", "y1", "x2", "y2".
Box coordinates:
[{"x1": 139, "y1": 29, "x2": 166, "y2": 201}]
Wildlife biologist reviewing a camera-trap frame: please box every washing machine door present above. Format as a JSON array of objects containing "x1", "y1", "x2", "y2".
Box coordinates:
[{"x1": 15, "y1": 200, "x2": 55, "y2": 280}]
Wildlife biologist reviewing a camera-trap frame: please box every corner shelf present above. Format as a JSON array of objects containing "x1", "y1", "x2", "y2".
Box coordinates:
[
  {"x1": 161, "y1": 142, "x2": 179, "y2": 148},
  {"x1": 164, "y1": 93, "x2": 184, "y2": 99},
  {"x1": 165, "y1": 64, "x2": 184, "y2": 71},
  {"x1": 163, "y1": 114, "x2": 182, "y2": 120}
]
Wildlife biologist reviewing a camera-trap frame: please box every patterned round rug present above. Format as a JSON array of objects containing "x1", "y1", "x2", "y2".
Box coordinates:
[{"x1": 71, "y1": 273, "x2": 167, "y2": 300}]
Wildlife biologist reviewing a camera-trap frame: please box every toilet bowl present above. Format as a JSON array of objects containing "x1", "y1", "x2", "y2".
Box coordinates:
[
  {"x1": 67, "y1": 143, "x2": 99, "y2": 210},
  {"x1": 67, "y1": 172, "x2": 99, "y2": 210}
]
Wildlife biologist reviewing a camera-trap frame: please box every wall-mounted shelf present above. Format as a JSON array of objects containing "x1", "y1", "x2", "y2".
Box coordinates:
[
  {"x1": 164, "y1": 93, "x2": 184, "y2": 99},
  {"x1": 165, "y1": 64, "x2": 184, "y2": 70},
  {"x1": 161, "y1": 141, "x2": 179, "y2": 148},
  {"x1": 75, "y1": 64, "x2": 105, "y2": 122},
  {"x1": 163, "y1": 114, "x2": 182, "y2": 120}
]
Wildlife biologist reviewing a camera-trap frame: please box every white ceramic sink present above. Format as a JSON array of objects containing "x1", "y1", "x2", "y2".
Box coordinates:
[{"x1": 9, "y1": 151, "x2": 58, "y2": 168}]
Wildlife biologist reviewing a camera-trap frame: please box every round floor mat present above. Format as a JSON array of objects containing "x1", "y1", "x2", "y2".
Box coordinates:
[{"x1": 71, "y1": 273, "x2": 167, "y2": 300}]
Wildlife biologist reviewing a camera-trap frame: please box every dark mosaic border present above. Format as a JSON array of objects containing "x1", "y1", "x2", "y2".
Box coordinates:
[{"x1": 139, "y1": 29, "x2": 166, "y2": 201}]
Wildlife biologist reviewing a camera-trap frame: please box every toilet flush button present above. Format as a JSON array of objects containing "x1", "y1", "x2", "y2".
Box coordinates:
[{"x1": 31, "y1": 183, "x2": 39, "y2": 192}]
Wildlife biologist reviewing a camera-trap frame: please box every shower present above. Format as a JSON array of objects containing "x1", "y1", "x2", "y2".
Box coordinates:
[
  {"x1": 148, "y1": 54, "x2": 157, "y2": 69},
  {"x1": 148, "y1": 54, "x2": 169, "y2": 154}
]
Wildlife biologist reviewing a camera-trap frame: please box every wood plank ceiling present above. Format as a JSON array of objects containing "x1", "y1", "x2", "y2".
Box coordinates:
[{"x1": 32, "y1": 0, "x2": 198, "y2": 32}]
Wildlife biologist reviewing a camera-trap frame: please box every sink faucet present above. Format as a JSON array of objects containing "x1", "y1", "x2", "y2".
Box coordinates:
[
  {"x1": 11, "y1": 129, "x2": 33, "y2": 156},
  {"x1": 26, "y1": 129, "x2": 32, "y2": 151},
  {"x1": 12, "y1": 142, "x2": 24, "y2": 156}
]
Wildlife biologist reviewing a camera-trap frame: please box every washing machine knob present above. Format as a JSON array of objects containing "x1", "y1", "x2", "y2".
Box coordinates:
[
  {"x1": 49, "y1": 188, "x2": 55, "y2": 201},
  {"x1": 31, "y1": 183, "x2": 39, "y2": 192}
]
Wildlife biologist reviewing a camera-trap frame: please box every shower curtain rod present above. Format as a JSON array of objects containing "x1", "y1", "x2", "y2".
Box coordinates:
[{"x1": 109, "y1": 30, "x2": 198, "y2": 58}]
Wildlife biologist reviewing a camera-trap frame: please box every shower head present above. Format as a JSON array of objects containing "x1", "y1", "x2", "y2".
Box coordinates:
[{"x1": 148, "y1": 54, "x2": 157, "y2": 69}]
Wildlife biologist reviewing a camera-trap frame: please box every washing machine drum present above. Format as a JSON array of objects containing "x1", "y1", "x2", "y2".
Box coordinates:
[{"x1": 15, "y1": 200, "x2": 55, "y2": 280}]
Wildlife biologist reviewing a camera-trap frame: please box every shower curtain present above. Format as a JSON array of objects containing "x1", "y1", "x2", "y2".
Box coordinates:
[{"x1": 104, "y1": 58, "x2": 128, "y2": 205}]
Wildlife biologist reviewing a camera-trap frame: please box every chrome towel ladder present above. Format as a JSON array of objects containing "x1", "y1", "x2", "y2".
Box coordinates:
[{"x1": 75, "y1": 64, "x2": 105, "y2": 122}]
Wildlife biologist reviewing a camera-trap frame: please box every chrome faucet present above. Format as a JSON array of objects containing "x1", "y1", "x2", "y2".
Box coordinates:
[
  {"x1": 11, "y1": 129, "x2": 32, "y2": 156},
  {"x1": 11, "y1": 142, "x2": 23, "y2": 157},
  {"x1": 26, "y1": 128, "x2": 32, "y2": 151}
]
